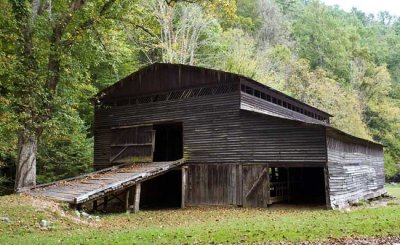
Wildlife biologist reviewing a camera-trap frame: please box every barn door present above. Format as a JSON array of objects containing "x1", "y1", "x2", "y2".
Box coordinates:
[
  {"x1": 110, "y1": 125, "x2": 155, "y2": 164},
  {"x1": 242, "y1": 165, "x2": 269, "y2": 207}
]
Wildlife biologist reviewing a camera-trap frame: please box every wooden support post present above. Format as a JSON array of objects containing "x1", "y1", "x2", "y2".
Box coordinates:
[
  {"x1": 324, "y1": 167, "x2": 331, "y2": 209},
  {"x1": 266, "y1": 165, "x2": 271, "y2": 205},
  {"x1": 93, "y1": 200, "x2": 98, "y2": 211},
  {"x1": 125, "y1": 188, "x2": 130, "y2": 212},
  {"x1": 287, "y1": 168, "x2": 291, "y2": 203},
  {"x1": 181, "y1": 166, "x2": 188, "y2": 208},
  {"x1": 237, "y1": 164, "x2": 243, "y2": 206},
  {"x1": 129, "y1": 185, "x2": 135, "y2": 210},
  {"x1": 103, "y1": 196, "x2": 108, "y2": 212},
  {"x1": 134, "y1": 183, "x2": 141, "y2": 213}
]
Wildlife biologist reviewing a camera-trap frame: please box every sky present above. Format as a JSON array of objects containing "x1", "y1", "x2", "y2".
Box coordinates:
[{"x1": 321, "y1": 0, "x2": 400, "y2": 16}]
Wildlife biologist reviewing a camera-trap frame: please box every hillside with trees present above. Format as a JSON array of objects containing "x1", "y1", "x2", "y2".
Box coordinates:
[{"x1": 0, "y1": 0, "x2": 399, "y2": 193}]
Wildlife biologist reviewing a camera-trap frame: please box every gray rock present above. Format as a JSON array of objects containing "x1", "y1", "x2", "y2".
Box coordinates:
[
  {"x1": 74, "y1": 210, "x2": 81, "y2": 217},
  {"x1": 0, "y1": 217, "x2": 11, "y2": 224},
  {"x1": 81, "y1": 211, "x2": 90, "y2": 218},
  {"x1": 94, "y1": 216, "x2": 100, "y2": 222},
  {"x1": 39, "y1": 220, "x2": 49, "y2": 228}
]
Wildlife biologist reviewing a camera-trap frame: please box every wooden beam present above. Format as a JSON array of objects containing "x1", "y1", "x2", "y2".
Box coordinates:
[
  {"x1": 287, "y1": 168, "x2": 291, "y2": 203},
  {"x1": 181, "y1": 167, "x2": 188, "y2": 208},
  {"x1": 125, "y1": 189, "x2": 130, "y2": 212},
  {"x1": 237, "y1": 164, "x2": 243, "y2": 206},
  {"x1": 324, "y1": 167, "x2": 331, "y2": 209},
  {"x1": 245, "y1": 168, "x2": 268, "y2": 199},
  {"x1": 134, "y1": 183, "x2": 141, "y2": 213},
  {"x1": 129, "y1": 185, "x2": 135, "y2": 211},
  {"x1": 111, "y1": 124, "x2": 152, "y2": 130},
  {"x1": 266, "y1": 165, "x2": 271, "y2": 205},
  {"x1": 109, "y1": 146, "x2": 128, "y2": 163}
]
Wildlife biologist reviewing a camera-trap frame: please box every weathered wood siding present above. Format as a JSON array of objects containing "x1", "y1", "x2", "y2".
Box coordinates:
[
  {"x1": 238, "y1": 110, "x2": 327, "y2": 164},
  {"x1": 240, "y1": 87, "x2": 329, "y2": 126},
  {"x1": 186, "y1": 164, "x2": 240, "y2": 206},
  {"x1": 186, "y1": 164, "x2": 271, "y2": 207},
  {"x1": 326, "y1": 136, "x2": 385, "y2": 209},
  {"x1": 242, "y1": 164, "x2": 269, "y2": 207},
  {"x1": 94, "y1": 87, "x2": 241, "y2": 169}
]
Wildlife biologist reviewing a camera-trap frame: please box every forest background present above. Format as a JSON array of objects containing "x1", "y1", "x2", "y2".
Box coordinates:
[{"x1": 0, "y1": 0, "x2": 399, "y2": 193}]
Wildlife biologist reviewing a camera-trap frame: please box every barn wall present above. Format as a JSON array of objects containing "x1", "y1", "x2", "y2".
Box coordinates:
[
  {"x1": 94, "y1": 88, "x2": 241, "y2": 169},
  {"x1": 238, "y1": 110, "x2": 327, "y2": 164},
  {"x1": 186, "y1": 164, "x2": 240, "y2": 206},
  {"x1": 186, "y1": 163, "x2": 272, "y2": 207},
  {"x1": 326, "y1": 136, "x2": 386, "y2": 209}
]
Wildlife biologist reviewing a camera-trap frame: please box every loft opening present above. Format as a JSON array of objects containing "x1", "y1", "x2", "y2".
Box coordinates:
[
  {"x1": 269, "y1": 167, "x2": 326, "y2": 206},
  {"x1": 153, "y1": 122, "x2": 183, "y2": 162},
  {"x1": 240, "y1": 84, "x2": 328, "y2": 122}
]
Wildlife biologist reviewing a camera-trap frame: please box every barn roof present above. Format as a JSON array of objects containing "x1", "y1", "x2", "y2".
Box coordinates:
[{"x1": 96, "y1": 63, "x2": 332, "y2": 117}]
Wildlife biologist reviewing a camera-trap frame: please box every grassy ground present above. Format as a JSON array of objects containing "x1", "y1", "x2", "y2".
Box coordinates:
[
  {"x1": 0, "y1": 184, "x2": 399, "y2": 245},
  {"x1": 386, "y1": 183, "x2": 400, "y2": 198}
]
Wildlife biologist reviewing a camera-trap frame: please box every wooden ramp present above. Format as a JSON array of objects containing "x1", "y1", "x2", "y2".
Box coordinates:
[{"x1": 23, "y1": 160, "x2": 185, "y2": 206}]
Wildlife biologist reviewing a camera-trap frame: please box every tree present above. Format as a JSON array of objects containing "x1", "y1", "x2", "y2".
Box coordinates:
[
  {"x1": 258, "y1": 0, "x2": 291, "y2": 47},
  {"x1": 292, "y1": 1, "x2": 356, "y2": 83},
  {"x1": 4, "y1": 0, "x2": 232, "y2": 191},
  {"x1": 152, "y1": 0, "x2": 214, "y2": 64},
  {"x1": 4, "y1": 0, "x2": 177, "y2": 190}
]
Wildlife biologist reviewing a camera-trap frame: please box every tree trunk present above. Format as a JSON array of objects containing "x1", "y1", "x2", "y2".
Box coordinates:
[{"x1": 14, "y1": 131, "x2": 38, "y2": 191}]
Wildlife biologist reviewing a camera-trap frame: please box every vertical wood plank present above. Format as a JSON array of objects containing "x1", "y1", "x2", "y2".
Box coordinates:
[
  {"x1": 287, "y1": 167, "x2": 291, "y2": 203},
  {"x1": 266, "y1": 165, "x2": 271, "y2": 205},
  {"x1": 134, "y1": 183, "x2": 141, "y2": 213},
  {"x1": 237, "y1": 164, "x2": 243, "y2": 206},
  {"x1": 125, "y1": 189, "x2": 130, "y2": 211},
  {"x1": 181, "y1": 166, "x2": 187, "y2": 208},
  {"x1": 231, "y1": 164, "x2": 237, "y2": 205},
  {"x1": 129, "y1": 185, "x2": 135, "y2": 209},
  {"x1": 324, "y1": 167, "x2": 331, "y2": 209}
]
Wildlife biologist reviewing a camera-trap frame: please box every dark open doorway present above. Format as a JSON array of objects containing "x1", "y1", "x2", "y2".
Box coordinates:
[
  {"x1": 153, "y1": 123, "x2": 183, "y2": 162},
  {"x1": 269, "y1": 167, "x2": 326, "y2": 205},
  {"x1": 140, "y1": 169, "x2": 182, "y2": 209}
]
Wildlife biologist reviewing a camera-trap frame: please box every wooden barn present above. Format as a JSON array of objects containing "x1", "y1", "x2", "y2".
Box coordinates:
[
  {"x1": 91, "y1": 63, "x2": 385, "y2": 210},
  {"x1": 26, "y1": 63, "x2": 385, "y2": 211}
]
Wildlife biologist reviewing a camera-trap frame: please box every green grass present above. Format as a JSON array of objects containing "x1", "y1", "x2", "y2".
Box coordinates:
[
  {"x1": 386, "y1": 183, "x2": 400, "y2": 198},
  {"x1": 0, "y1": 185, "x2": 400, "y2": 245}
]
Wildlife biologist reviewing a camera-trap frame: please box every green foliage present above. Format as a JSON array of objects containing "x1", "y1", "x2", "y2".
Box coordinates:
[
  {"x1": 384, "y1": 152, "x2": 399, "y2": 179},
  {"x1": 0, "y1": 0, "x2": 400, "y2": 188},
  {"x1": 36, "y1": 110, "x2": 93, "y2": 183},
  {"x1": 285, "y1": 59, "x2": 371, "y2": 139},
  {"x1": 292, "y1": 1, "x2": 357, "y2": 83}
]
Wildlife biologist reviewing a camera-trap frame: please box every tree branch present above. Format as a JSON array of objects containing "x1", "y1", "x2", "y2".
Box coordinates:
[{"x1": 46, "y1": 0, "x2": 88, "y2": 91}]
